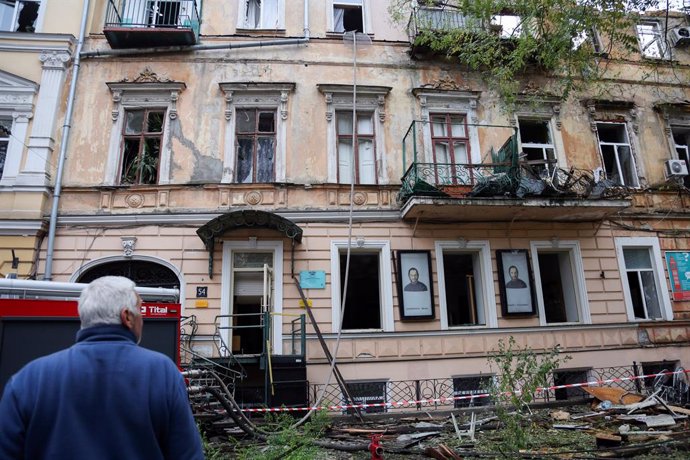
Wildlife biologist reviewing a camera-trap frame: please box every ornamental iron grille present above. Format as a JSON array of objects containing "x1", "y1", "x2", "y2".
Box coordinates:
[{"x1": 76, "y1": 260, "x2": 179, "y2": 289}]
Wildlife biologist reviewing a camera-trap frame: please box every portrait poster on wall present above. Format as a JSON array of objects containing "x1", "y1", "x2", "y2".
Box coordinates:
[
  {"x1": 496, "y1": 249, "x2": 536, "y2": 316},
  {"x1": 397, "y1": 250, "x2": 435, "y2": 320}
]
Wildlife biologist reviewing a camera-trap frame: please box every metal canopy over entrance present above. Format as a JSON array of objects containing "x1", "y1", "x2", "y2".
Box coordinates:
[{"x1": 196, "y1": 210, "x2": 303, "y2": 277}]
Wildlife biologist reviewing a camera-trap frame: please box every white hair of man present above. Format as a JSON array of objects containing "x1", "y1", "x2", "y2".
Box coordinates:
[{"x1": 78, "y1": 276, "x2": 140, "y2": 329}]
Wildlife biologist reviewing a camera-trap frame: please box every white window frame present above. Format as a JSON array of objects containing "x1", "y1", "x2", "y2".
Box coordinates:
[
  {"x1": 105, "y1": 82, "x2": 185, "y2": 186},
  {"x1": 236, "y1": 0, "x2": 285, "y2": 30},
  {"x1": 220, "y1": 240, "x2": 284, "y2": 353},
  {"x1": 435, "y1": 240, "x2": 497, "y2": 329},
  {"x1": 516, "y1": 115, "x2": 566, "y2": 173},
  {"x1": 219, "y1": 82, "x2": 294, "y2": 184},
  {"x1": 0, "y1": 70, "x2": 36, "y2": 187},
  {"x1": 636, "y1": 21, "x2": 670, "y2": 60},
  {"x1": 529, "y1": 240, "x2": 591, "y2": 326},
  {"x1": 330, "y1": 240, "x2": 394, "y2": 333},
  {"x1": 0, "y1": 0, "x2": 45, "y2": 33},
  {"x1": 328, "y1": 0, "x2": 371, "y2": 34},
  {"x1": 595, "y1": 121, "x2": 640, "y2": 188},
  {"x1": 318, "y1": 84, "x2": 390, "y2": 185},
  {"x1": 615, "y1": 237, "x2": 673, "y2": 322}
]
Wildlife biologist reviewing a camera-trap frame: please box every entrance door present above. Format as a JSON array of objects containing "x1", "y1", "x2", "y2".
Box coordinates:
[{"x1": 230, "y1": 252, "x2": 274, "y2": 355}]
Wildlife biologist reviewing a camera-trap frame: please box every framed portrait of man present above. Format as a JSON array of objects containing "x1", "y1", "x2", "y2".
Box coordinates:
[
  {"x1": 496, "y1": 249, "x2": 536, "y2": 316},
  {"x1": 396, "y1": 250, "x2": 435, "y2": 320}
]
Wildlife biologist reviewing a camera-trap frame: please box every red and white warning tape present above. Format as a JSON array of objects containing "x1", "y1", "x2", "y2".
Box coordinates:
[{"x1": 236, "y1": 369, "x2": 689, "y2": 413}]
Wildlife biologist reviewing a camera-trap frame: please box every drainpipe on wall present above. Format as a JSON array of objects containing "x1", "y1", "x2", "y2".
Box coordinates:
[
  {"x1": 43, "y1": 0, "x2": 311, "y2": 279},
  {"x1": 43, "y1": 0, "x2": 91, "y2": 280}
]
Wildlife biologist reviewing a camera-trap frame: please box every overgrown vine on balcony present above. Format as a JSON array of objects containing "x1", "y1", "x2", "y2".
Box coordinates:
[{"x1": 389, "y1": 0, "x2": 677, "y2": 107}]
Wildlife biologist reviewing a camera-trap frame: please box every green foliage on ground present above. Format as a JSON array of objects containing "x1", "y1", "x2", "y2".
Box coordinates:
[
  {"x1": 486, "y1": 336, "x2": 571, "y2": 456},
  {"x1": 235, "y1": 410, "x2": 331, "y2": 460}
]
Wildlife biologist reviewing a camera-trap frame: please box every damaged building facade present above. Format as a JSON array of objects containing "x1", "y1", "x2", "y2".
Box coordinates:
[{"x1": 3, "y1": 0, "x2": 690, "y2": 407}]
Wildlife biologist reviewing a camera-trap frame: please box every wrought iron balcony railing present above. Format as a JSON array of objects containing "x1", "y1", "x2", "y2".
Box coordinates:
[{"x1": 104, "y1": 0, "x2": 201, "y2": 48}]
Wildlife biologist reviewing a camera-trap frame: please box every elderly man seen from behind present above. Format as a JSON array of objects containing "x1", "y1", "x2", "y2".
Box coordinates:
[{"x1": 0, "y1": 276, "x2": 204, "y2": 460}]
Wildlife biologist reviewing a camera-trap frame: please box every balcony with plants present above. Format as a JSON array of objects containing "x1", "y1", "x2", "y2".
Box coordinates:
[{"x1": 104, "y1": 0, "x2": 201, "y2": 49}]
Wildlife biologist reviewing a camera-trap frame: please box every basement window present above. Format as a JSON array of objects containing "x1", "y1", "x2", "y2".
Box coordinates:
[
  {"x1": 331, "y1": 0, "x2": 365, "y2": 33},
  {"x1": 345, "y1": 380, "x2": 387, "y2": 414},
  {"x1": 453, "y1": 375, "x2": 493, "y2": 408},
  {"x1": 640, "y1": 360, "x2": 679, "y2": 392},
  {"x1": 0, "y1": 0, "x2": 40, "y2": 32},
  {"x1": 553, "y1": 369, "x2": 590, "y2": 401}
]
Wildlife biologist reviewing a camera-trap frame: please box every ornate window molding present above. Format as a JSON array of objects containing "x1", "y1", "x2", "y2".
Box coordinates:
[
  {"x1": 218, "y1": 82, "x2": 295, "y2": 184},
  {"x1": 317, "y1": 84, "x2": 391, "y2": 184},
  {"x1": 105, "y1": 70, "x2": 186, "y2": 186},
  {"x1": 512, "y1": 98, "x2": 567, "y2": 171},
  {"x1": 585, "y1": 99, "x2": 645, "y2": 187},
  {"x1": 0, "y1": 70, "x2": 37, "y2": 186},
  {"x1": 413, "y1": 88, "x2": 481, "y2": 165}
]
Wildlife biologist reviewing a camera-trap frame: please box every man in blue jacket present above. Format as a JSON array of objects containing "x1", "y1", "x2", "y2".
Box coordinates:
[{"x1": 0, "y1": 276, "x2": 204, "y2": 460}]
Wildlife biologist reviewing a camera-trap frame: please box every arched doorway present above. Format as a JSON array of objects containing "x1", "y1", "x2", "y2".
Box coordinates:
[{"x1": 75, "y1": 259, "x2": 180, "y2": 289}]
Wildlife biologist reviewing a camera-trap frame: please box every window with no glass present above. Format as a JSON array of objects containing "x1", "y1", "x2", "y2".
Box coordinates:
[
  {"x1": 345, "y1": 380, "x2": 386, "y2": 414},
  {"x1": 336, "y1": 111, "x2": 376, "y2": 184},
  {"x1": 442, "y1": 252, "x2": 485, "y2": 327},
  {"x1": 0, "y1": 117, "x2": 10, "y2": 180},
  {"x1": 671, "y1": 126, "x2": 690, "y2": 187},
  {"x1": 596, "y1": 122, "x2": 638, "y2": 187},
  {"x1": 120, "y1": 109, "x2": 164, "y2": 185},
  {"x1": 535, "y1": 251, "x2": 579, "y2": 323},
  {"x1": 236, "y1": 109, "x2": 276, "y2": 183},
  {"x1": 339, "y1": 252, "x2": 381, "y2": 330},
  {"x1": 518, "y1": 119, "x2": 556, "y2": 176},
  {"x1": 332, "y1": 0, "x2": 364, "y2": 33},
  {"x1": 636, "y1": 21, "x2": 669, "y2": 60},
  {"x1": 0, "y1": 0, "x2": 40, "y2": 32}
]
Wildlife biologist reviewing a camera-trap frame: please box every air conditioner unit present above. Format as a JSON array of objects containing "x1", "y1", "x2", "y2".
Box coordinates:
[
  {"x1": 669, "y1": 26, "x2": 690, "y2": 47},
  {"x1": 664, "y1": 159, "x2": 689, "y2": 177}
]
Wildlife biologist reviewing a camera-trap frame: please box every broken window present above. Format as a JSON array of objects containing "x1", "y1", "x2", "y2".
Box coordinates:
[
  {"x1": 240, "y1": 0, "x2": 281, "y2": 29},
  {"x1": 0, "y1": 117, "x2": 9, "y2": 180},
  {"x1": 0, "y1": 0, "x2": 40, "y2": 32},
  {"x1": 572, "y1": 27, "x2": 603, "y2": 54},
  {"x1": 345, "y1": 380, "x2": 386, "y2": 414},
  {"x1": 430, "y1": 113, "x2": 470, "y2": 185},
  {"x1": 637, "y1": 21, "x2": 669, "y2": 60},
  {"x1": 491, "y1": 14, "x2": 522, "y2": 38},
  {"x1": 518, "y1": 119, "x2": 556, "y2": 177},
  {"x1": 236, "y1": 109, "x2": 276, "y2": 183},
  {"x1": 339, "y1": 252, "x2": 381, "y2": 330},
  {"x1": 332, "y1": 0, "x2": 364, "y2": 33},
  {"x1": 442, "y1": 252, "x2": 485, "y2": 326},
  {"x1": 553, "y1": 369, "x2": 590, "y2": 401},
  {"x1": 671, "y1": 126, "x2": 690, "y2": 187},
  {"x1": 120, "y1": 109, "x2": 164, "y2": 185},
  {"x1": 336, "y1": 111, "x2": 376, "y2": 184},
  {"x1": 453, "y1": 375, "x2": 493, "y2": 408},
  {"x1": 640, "y1": 360, "x2": 679, "y2": 393},
  {"x1": 535, "y1": 251, "x2": 579, "y2": 323},
  {"x1": 622, "y1": 247, "x2": 662, "y2": 320},
  {"x1": 596, "y1": 122, "x2": 638, "y2": 187}
]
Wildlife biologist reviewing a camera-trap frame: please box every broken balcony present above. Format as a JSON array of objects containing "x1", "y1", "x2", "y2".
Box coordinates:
[
  {"x1": 104, "y1": 0, "x2": 201, "y2": 49},
  {"x1": 398, "y1": 120, "x2": 631, "y2": 223}
]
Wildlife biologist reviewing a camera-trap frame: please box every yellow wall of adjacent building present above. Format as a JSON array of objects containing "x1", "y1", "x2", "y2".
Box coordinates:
[{"x1": 0, "y1": 236, "x2": 41, "y2": 278}]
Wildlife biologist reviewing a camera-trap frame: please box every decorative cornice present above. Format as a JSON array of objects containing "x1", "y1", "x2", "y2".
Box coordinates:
[{"x1": 119, "y1": 67, "x2": 171, "y2": 84}]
